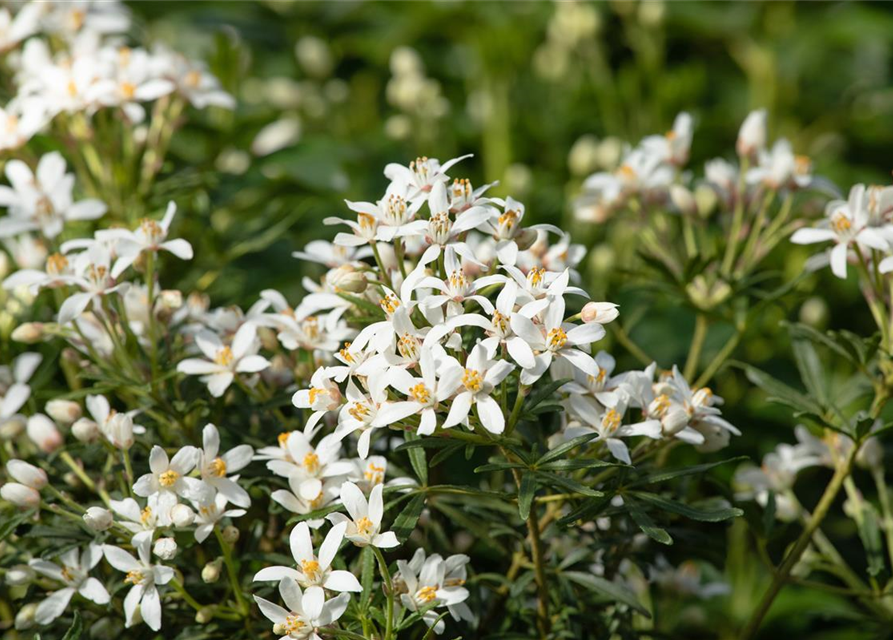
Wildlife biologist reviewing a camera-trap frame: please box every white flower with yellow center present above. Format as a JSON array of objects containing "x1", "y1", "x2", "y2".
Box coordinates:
[
  {"x1": 396, "y1": 552, "x2": 471, "y2": 634},
  {"x1": 441, "y1": 343, "x2": 515, "y2": 435},
  {"x1": 198, "y1": 423, "x2": 254, "y2": 508},
  {"x1": 254, "y1": 521, "x2": 362, "y2": 593},
  {"x1": 54, "y1": 244, "x2": 128, "y2": 325},
  {"x1": 292, "y1": 367, "x2": 343, "y2": 436},
  {"x1": 192, "y1": 492, "x2": 247, "y2": 543},
  {"x1": 254, "y1": 578, "x2": 350, "y2": 640},
  {"x1": 177, "y1": 323, "x2": 270, "y2": 397},
  {"x1": 265, "y1": 431, "x2": 355, "y2": 502},
  {"x1": 28, "y1": 543, "x2": 109, "y2": 626},
  {"x1": 110, "y1": 495, "x2": 165, "y2": 543},
  {"x1": 132, "y1": 444, "x2": 202, "y2": 515},
  {"x1": 562, "y1": 394, "x2": 661, "y2": 464},
  {"x1": 327, "y1": 481, "x2": 399, "y2": 549},
  {"x1": 103, "y1": 536, "x2": 174, "y2": 631},
  {"x1": 335, "y1": 376, "x2": 418, "y2": 459}
]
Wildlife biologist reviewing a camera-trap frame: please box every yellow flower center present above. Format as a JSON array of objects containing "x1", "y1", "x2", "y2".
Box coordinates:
[
  {"x1": 215, "y1": 346, "x2": 234, "y2": 367},
  {"x1": 831, "y1": 211, "x2": 852, "y2": 234},
  {"x1": 498, "y1": 209, "x2": 519, "y2": 231},
  {"x1": 301, "y1": 559, "x2": 320, "y2": 580},
  {"x1": 795, "y1": 154, "x2": 811, "y2": 176},
  {"x1": 492, "y1": 310, "x2": 508, "y2": 333},
  {"x1": 410, "y1": 382, "x2": 431, "y2": 404},
  {"x1": 602, "y1": 408, "x2": 622, "y2": 434},
  {"x1": 278, "y1": 432, "x2": 292, "y2": 448},
  {"x1": 303, "y1": 452, "x2": 320, "y2": 473},
  {"x1": 618, "y1": 164, "x2": 637, "y2": 180},
  {"x1": 125, "y1": 569, "x2": 145, "y2": 585},
  {"x1": 121, "y1": 81, "x2": 136, "y2": 99},
  {"x1": 527, "y1": 267, "x2": 545, "y2": 287},
  {"x1": 356, "y1": 516, "x2": 374, "y2": 535},
  {"x1": 380, "y1": 294, "x2": 401, "y2": 315},
  {"x1": 462, "y1": 368, "x2": 483, "y2": 393},
  {"x1": 398, "y1": 333, "x2": 420, "y2": 360},
  {"x1": 47, "y1": 253, "x2": 68, "y2": 275},
  {"x1": 451, "y1": 178, "x2": 471, "y2": 201},
  {"x1": 547, "y1": 327, "x2": 568, "y2": 350},
  {"x1": 284, "y1": 615, "x2": 305, "y2": 634},
  {"x1": 357, "y1": 212, "x2": 376, "y2": 232},
  {"x1": 365, "y1": 463, "x2": 385, "y2": 485},
  {"x1": 140, "y1": 218, "x2": 163, "y2": 243},
  {"x1": 339, "y1": 343, "x2": 354, "y2": 363},
  {"x1": 417, "y1": 585, "x2": 437, "y2": 603},
  {"x1": 185, "y1": 70, "x2": 202, "y2": 88},
  {"x1": 61, "y1": 566, "x2": 74, "y2": 582},
  {"x1": 348, "y1": 402, "x2": 372, "y2": 422},
  {"x1": 302, "y1": 317, "x2": 320, "y2": 341},
  {"x1": 209, "y1": 457, "x2": 227, "y2": 477},
  {"x1": 159, "y1": 469, "x2": 179, "y2": 487},
  {"x1": 140, "y1": 506, "x2": 152, "y2": 524}
]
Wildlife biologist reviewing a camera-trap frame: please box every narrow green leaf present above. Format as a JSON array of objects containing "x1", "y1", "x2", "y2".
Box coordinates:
[
  {"x1": 474, "y1": 462, "x2": 527, "y2": 473},
  {"x1": 537, "y1": 433, "x2": 600, "y2": 466},
  {"x1": 785, "y1": 322, "x2": 855, "y2": 364},
  {"x1": 524, "y1": 378, "x2": 572, "y2": 413},
  {"x1": 518, "y1": 473, "x2": 536, "y2": 520},
  {"x1": 393, "y1": 438, "x2": 456, "y2": 453},
  {"x1": 627, "y1": 501, "x2": 673, "y2": 545},
  {"x1": 857, "y1": 504, "x2": 885, "y2": 577},
  {"x1": 743, "y1": 365, "x2": 821, "y2": 415},
  {"x1": 0, "y1": 508, "x2": 34, "y2": 542},
  {"x1": 337, "y1": 292, "x2": 385, "y2": 317},
  {"x1": 533, "y1": 471, "x2": 602, "y2": 497},
  {"x1": 563, "y1": 571, "x2": 651, "y2": 617},
  {"x1": 791, "y1": 338, "x2": 827, "y2": 406},
  {"x1": 628, "y1": 457, "x2": 747, "y2": 487},
  {"x1": 429, "y1": 442, "x2": 464, "y2": 468},
  {"x1": 360, "y1": 547, "x2": 375, "y2": 609},
  {"x1": 632, "y1": 492, "x2": 743, "y2": 522},
  {"x1": 557, "y1": 495, "x2": 613, "y2": 527},
  {"x1": 391, "y1": 493, "x2": 426, "y2": 542},
  {"x1": 61, "y1": 611, "x2": 83, "y2": 640},
  {"x1": 404, "y1": 433, "x2": 428, "y2": 485}
]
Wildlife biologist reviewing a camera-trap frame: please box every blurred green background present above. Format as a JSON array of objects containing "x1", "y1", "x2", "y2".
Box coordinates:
[{"x1": 127, "y1": 2, "x2": 893, "y2": 637}]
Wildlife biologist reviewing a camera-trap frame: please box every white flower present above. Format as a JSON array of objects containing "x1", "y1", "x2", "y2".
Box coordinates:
[
  {"x1": 100, "y1": 202, "x2": 193, "y2": 277},
  {"x1": 103, "y1": 536, "x2": 174, "y2": 631},
  {"x1": 412, "y1": 247, "x2": 506, "y2": 318},
  {"x1": 291, "y1": 367, "x2": 343, "y2": 435},
  {"x1": 563, "y1": 394, "x2": 661, "y2": 464},
  {"x1": 381, "y1": 345, "x2": 462, "y2": 435},
  {"x1": 0, "y1": 352, "x2": 41, "y2": 422},
  {"x1": 84, "y1": 394, "x2": 145, "y2": 449},
  {"x1": 0, "y1": 4, "x2": 40, "y2": 52},
  {"x1": 29, "y1": 544, "x2": 109, "y2": 625},
  {"x1": 0, "y1": 152, "x2": 106, "y2": 239},
  {"x1": 292, "y1": 239, "x2": 370, "y2": 269},
  {"x1": 271, "y1": 476, "x2": 341, "y2": 526},
  {"x1": 327, "y1": 481, "x2": 399, "y2": 549},
  {"x1": 154, "y1": 46, "x2": 235, "y2": 109},
  {"x1": 737, "y1": 109, "x2": 767, "y2": 157},
  {"x1": 56, "y1": 245, "x2": 128, "y2": 324},
  {"x1": 265, "y1": 431, "x2": 355, "y2": 501},
  {"x1": 254, "y1": 521, "x2": 362, "y2": 593},
  {"x1": 88, "y1": 46, "x2": 175, "y2": 123},
  {"x1": 642, "y1": 111, "x2": 693, "y2": 166},
  {"x1": 132, "y1": 445, "x2": 203, "y2": 514},
  {"x1": 335, "y1": 376, "x2": 418, "y2": 459},
  {"x1": 110, "y1": 496, "x2": 164, "y2": 542},
  {"x1": 384, "y1": 154, "x2": 471, "y2": 201},
  {"x1": 192, "y1": 492, "x2": 246, "y2": 543},
  {"x1": 747, "y1": 138, "x2": 812, "y2": 190},
  {"x1": 177, "y1": 323, "x2": 271, "y2": 397},
  {"x1": 254, "y1": 578, "x2": 350, "y2": 640},
  {"x1": 396, "y1": 552, "x2": 471, "y2": 634},
  {"x1": 476, "y1": 196, "x2": 560, "y2": 266},
  {"x1": 198, "y1": 423, "x2": 253, "y2": 508},
  {"x1": 442, "y1": 343, "x2": 515, "y2": 435}
]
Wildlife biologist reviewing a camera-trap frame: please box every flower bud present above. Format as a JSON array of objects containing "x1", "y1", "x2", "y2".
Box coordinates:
[
  {"x1": 328, "y1": 265, "x2": 368, "y2": 294},
  {"x1": 0, "y1": 415, "x2": 25, "y2": 440},
  {"x1": 14, "y1": 602, "x2": 37, "y2": 630},
  {"x1": 6, "y1": 460, "x2": 47, "y2": 489},
  {"x1": 171, "y1": 503, "x2": 196, "y2": 527},
  {"x1": 153, "y1": 537, "x2": 178, "y2": 560},
  {"x1": 202, "y1": 558, "x2": 223, "y2": 583},
  {"x1": 6, "y1": 564, "x2": 35, "y2": 586},
  {"x1": 661, "y1": 406, "x2": 690, "y2": 436},
  {"x1": 11, "y1": 322, "x2": 46, "y2": 344},
  {"x1": 737, "y1": 109, "x2": 767, "y2": 158},
  {"x1": 71, "y1": 418, "x2": 100, "y2": 443},
  {"x1": 159, "y1": 289, "x2": 183, "y2": 310},
  {"x1": 694, "y1": 185, "x2": 718, "y2": 218},
  {"x1": 581, "y1": 302, "x2": 619, "y2": 325},
  {"x1": 1, "y1": 482, "x2": 40, "y2": 508},
  {"x1": 83, "y1": 507, "x2": 113, "y2": 532},
  {"x1": 26, "y1": 414, "x2": 62, "y2": 453},
  {"x1": 45, "y1": 400, "x2": 82, "y2": 425},
  {"x1": 669, "y1": 184, "x2": 696, "y2": 216},
  {"x1": 222, "y1": 525, "x2": 240, "y2": 545},
  {"x1": 196, "y1": 606, "x2": 215, "y2": 624},
  {"x1": 104, "y1": 412, "x2": 135, "y2": 450}
]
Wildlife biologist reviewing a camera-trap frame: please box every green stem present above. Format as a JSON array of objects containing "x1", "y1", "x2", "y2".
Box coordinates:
[
  {"x1": 58, "y1": 451, "x2": 96, "y2": 493},
  {"x1": 694, "y1": 328, "x2": 742, "y2": 388},
  {"x1": 372, "y1": 546, "x2": 394, "y2": 640},
  {"x1": 505, "y1": 384, "x2": 528, "y2": 437},
  {"x1": 736, "y1": 188, "x2": 776, "y2": 277},
  {"x1": 721, "y1": 157, "x2": 750, "y2": 277},
  {"x1": 739, "y1": 443, "x2": 859, "y2": 639},
  {"x1": 684, "y1": 313, "x2": 708, "y2": 381},
  {"x1": 612, "y1": 323, "x2": 653, "y2": 366},
  {"x1": 215, "y1": 527, "x2": 249, "y2": 616}
]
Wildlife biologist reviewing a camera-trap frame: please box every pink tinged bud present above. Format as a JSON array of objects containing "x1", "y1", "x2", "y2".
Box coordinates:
[
  {"x1": 6, "y1": 460, "x2": 47, "y2": 489},
  {"x1": 170, "y1": 503, "x2": 196, "y2": 527},
  {"x1": 581, "y1": 302, "x2": 619, "y2": 324},
  {"x1": 6, "y1": 564, "x2": 35, "y2": 586},
  {"x1": 737, "y1": 109, "x2": 767, "y2": 158},
  {"x1": 83, "y1": 506, "x2": 113, "y2": 531},
  {"x1": 25, "y1": 415, "x2": 62, "y2": 453},
  {"x1": 11, "y1": 323, "x2": 46, "y2": 344},
  {"x1": 1, "y1": 482, "x2": 40, "y2": 508},
  {"x1": 45, "y1": 400, "x2": 82, "y2": 425},
  {"x1": 71, "y1": 418, "x2": 100, "y2": 443},
  {"x1": 153, "y1": 537, "x2": 178, "y2": 560}
]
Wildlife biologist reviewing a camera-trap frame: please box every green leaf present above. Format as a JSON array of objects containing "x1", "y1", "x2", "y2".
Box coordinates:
[
  {"x1": 474, "y1": 461, "x2": 527, "y2": 473},
  {"x1": 743, "y1": 365, "x2": 821, "y2": 415},
  {"x1": 429, "y1": 442, "x2": 464, "y2": 468},
  {"x1": 536, "y1": 433, "x2": 600, "y2": 466},
  {"x1": 393, "y1": 437, "x2": 456, "y2": 453},
  {"x1": 856, "y1": 504, "x2": 885, "y2": 577},
  {"x1": 627, "y1": 457, "x2": 746, "y2": 487},
  {"x1": 404, "y1": 433, "x2": 428, "y2": 485},
  {"x1": 360, "y1": 547, "x2": 375, "y2": 610},
  {"x1": 563, "y1": 571, "x2": 651, "y2": 617},
  {"x1": 627, "y1": 501, "x2": 673, "y2": 545},
  {"x1": 533, "y1": 471, "x2": 602, "y2": 497},
  {"x1": 632, "y1": 492, "x2": 743, "y2": 522},
  {"x1": 0, "y1": 508, "x2": 34, "y2": 542},
  {"x1": 391, "y1": 493, "x2": 426, "y2": 542},
  {"x1": 557, "y1": 494, "x2": 613, "y2": 527},
  {"x1": 518, "y1": 473, "x2": 536, "y2": 520},
  {"x1": 538, "y1": 458, "x2": 619, "y2": 472},
  {"x1": 791, "y1": 338, "x2": 827, "y2": 406},
  {"x1": 523, "y1": 378, "x2": 572, "y2": 413},
  {"x1": 61, "y1": 610, "x2": 83, "y2": 640},
  {"x1": 784, "y1": 322, "x2": 855, "y2": 364}
]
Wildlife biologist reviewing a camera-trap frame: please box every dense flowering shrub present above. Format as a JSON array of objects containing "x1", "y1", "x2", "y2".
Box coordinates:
[{"x1": 1, "y1": 3, "x2": 893, "y2": 640}]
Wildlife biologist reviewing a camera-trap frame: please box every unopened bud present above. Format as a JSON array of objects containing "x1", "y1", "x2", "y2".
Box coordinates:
[
  {"x1": 661, "y1": 406, "x2": 690, "y2": 436},
  {"x1": 222, "y1": 525, "x2": 240, "y2": 544},
  {"x1": 83, "y1": 507, "x2": 113, "y2": 532},
  {"x1": 669, "y1": 184, "x2": 696, "y2": 216},
  {"x1": 153, "y1": 537, "x2": 178, "y2": 560},
  {"x1": 6, "y1": 460, "x2": 47, "y2": 489},
  {"x1": 11, "y1": 322, "x2": 45, "y2": 344},
  {"x1": 170, "y1": 503, "x2": 196, "y2": 527},
  {"x1": 737, "y1": 109, "x2": 767, "y2": 158},
  {"x1": 26, "y1": 414, "x2": 62, "y2": 453},
  {"x1": 0, "y1": 415, "x2": 25, "y2": 440},
  {"x1": 104, "y1": 413, "x2": 135, "y2": 450},
  {"x1": 196, "y1": 606, "x2": 214, "y2": 624},
  {"x1": 45, "y1": 400, "x2": 82, "y2": 425},
  {"x1": 6, "y1": 564, "x2": 35, "y2": 586},
  {"x1": 694, "y1": 185, "x2": 718, "y2": 218},
  {"x1": 1, "y1": 482, "x2": 40, "y2": 508},
  {"x1": 581, "y1": 301, "x2": 619, "y2": 324},
  {"x1": 329, "y1": 265, "x2": 368, "y2": 294},
  {"x1": 202, "y1": 558, "x2": 223, "y2": 583},
  {"x1": 159, "y1": 290, "x2": 183, "y2": 310},
  {"x1": 14, "y1": 602, "x2": 38, "y2": 630},
  {"x1": 72, "y1": 418, "x2": 100, "y2": 443}
]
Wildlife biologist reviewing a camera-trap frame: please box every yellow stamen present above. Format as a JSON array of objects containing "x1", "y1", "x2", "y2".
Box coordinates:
[
  {"x1": 356, "y1": 516, "x2": 373, "y2": 535},
  {"x1": 125, "y1": 569, "x2": 144, "y2": 585},
  {"x1": 547, "y1": 327, "x2": 568, "y2": 350},
  {"x1": 159, "y1": 469, "x2": 179, "y2": 487},
  {"x1": 209, "y1": 457, "x2": 227, "y2": 477},
  {"x1": 301, "y1": 559, "x2": 320, "y2": 580},
  {"x1": 417, "y1": 585, "x2": 437, "y2": 603},
  {"x1": 215, "y1": 346, "x2": 234, "y2": 367},
  {"x1": 410, "y1": 382, "x2": 431, "y2": 404},
  {"x1": 462, "y1": 368, "x2": 483, "y2": 393},
  {"x1": 303, "y1": 452, "x2": 320, "y2": 473}
]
